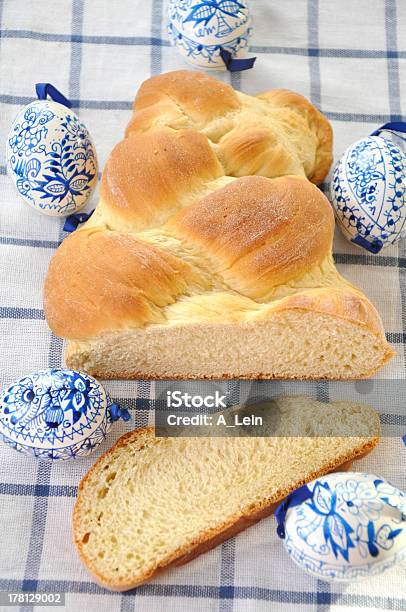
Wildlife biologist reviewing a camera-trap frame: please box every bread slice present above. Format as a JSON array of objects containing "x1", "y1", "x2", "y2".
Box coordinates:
[{"x1": 73, "y1": 396, "x2": 380, "y2": 590}]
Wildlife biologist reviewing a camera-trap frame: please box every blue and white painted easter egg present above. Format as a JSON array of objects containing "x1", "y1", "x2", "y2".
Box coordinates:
[
  {"x1": 7, "y1": 100, "x2": 97, "y2": 216},
  {"x1": 0, "y1": 369, "x2": 129, "y2": 460},
  {"x1": 330, "y1": 136, "x2": 406, "y2": 253},
  {"x1": 168, "y1": 0, "x2": 252, "y2": 69},
  {"x1": 277, "y1": 472, "x2": 406, "y2": 582}
]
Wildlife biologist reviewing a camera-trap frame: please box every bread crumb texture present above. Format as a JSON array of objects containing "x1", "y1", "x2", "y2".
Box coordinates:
[{"x1": 73, "y1": 397, "x2": 380, "y2": 590}]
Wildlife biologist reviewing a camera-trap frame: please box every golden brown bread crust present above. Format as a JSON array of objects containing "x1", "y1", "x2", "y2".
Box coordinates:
[
  {"x1": 45, "y1": 168, "x2": 388, "y2": 352},
  {"x1": 44, "y1": 228, "x2": 210, "y2": 339},
  {"x1": 273, "y1": 287, "x2": 388, "y2": 336},
  {"x1": 126, "y1": 71, "x2": 332, "y2": 185},
  {"x1": 43, "y1": 70, "x2": 393, "y2": 378},
  {"x1": 132, "y1": 70, "x2": 240, "y2": 126},
  {"x1": 99, "y1": 129, "x2": 223, "y2": 230},
  {"x1": 167, "y1": 175, "x2": 335, "y2": 299},
  {"x1": 73, "y1": 427, "x2": 379, "y2": 591},
  {"x1": 256, "y1": 89, "x2": 333, "y2": 184},
  {"x1": 217, "y1": 125, "x2": 306, "y2": 179},
  {"x1": 45, "y1": 174, "x2": 337, "y2": 339}
]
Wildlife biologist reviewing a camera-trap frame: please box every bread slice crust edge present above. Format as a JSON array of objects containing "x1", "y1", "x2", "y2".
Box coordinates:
[{"x1": 73, "y1": 426, "x2": 380, "y2": 591}]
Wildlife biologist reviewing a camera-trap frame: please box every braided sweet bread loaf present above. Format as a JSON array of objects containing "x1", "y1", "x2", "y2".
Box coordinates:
[{"x1": 44, "y1": 71, "x2": 393, "y2": 379}]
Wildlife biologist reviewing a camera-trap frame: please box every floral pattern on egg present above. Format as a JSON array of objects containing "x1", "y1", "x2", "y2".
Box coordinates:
[
  {"x1": 7, "y1": 100, "x2": 97, "y2": 216},
  {"x1": 330, "y1": 136, "x2": 406, "y2": 252},
  {"x1": 168, "y1": 0, "x2": 252, "y2": 69},
  {"x1": 281, "y1": 473, "x2": 406, "y2": 581},
  {"x1": 0, "y1": 369, "x2": 113, "y2": 460}
]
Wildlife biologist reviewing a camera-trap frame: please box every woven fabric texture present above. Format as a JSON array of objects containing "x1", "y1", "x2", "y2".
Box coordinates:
[{"x1": 0, "y1": 1, "x2": 405, "y2": 610}]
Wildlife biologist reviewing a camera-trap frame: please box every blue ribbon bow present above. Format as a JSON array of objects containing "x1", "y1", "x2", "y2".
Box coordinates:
[
  {"x1": 35, "y1": 83, "x2": 72, "y2": 108},
  {"x1": 109, "y1": 403, "x2": 131, "y2": 422},
  {"x1": 275, "y1": 484, "x2": 313, "y2": 539},
  {"x1": 351, "y1": 234, "x2": 383, "y2": 254},
  {"x1": 220, "y1": 48, "x2": 256, "y2": 72},
  {"x1": 370, "y1": 121, "x2": 406, "y2": 140},
  {"x1": 63, "y1": 210, "x2": 95, "y2": 232}
]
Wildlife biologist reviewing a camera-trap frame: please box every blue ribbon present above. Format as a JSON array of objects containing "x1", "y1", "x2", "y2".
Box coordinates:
[
  {"x1": 275, "y1": 484, "x2": 313, "y2": 539},
  {"x1": 63, "y1": 210, "x2": 94, "y2": 232},
  {"x1": 35, "y1": 83, "x2": 72, "y2": 108},
  {"x1": 220, "y1": 48, "x2": 256, "y2": 72},
  {"x1": 351, "y1": 234, "x2": 383, "y2": 254},
  {"x1": 370, "y1": 121, "x2": 406, "y2": 139},
  {"x1": 109, "y1": 403, "x2": 131, "y2": 422}
]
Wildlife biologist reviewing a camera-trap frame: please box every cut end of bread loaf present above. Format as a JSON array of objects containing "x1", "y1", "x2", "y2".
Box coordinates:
[
  {"x1": 73, "y1": 396, "x2": 380, "y2": 591},
  {"x1": 65, "y1": 293, "x2": 394, "y2": 380}
]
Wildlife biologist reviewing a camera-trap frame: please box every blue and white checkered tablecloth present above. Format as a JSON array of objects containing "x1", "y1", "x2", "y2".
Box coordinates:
[{"x1": 0, "y1": 1, "x2": 406, "y2": 610}]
